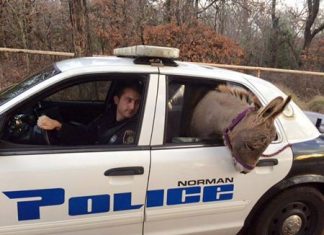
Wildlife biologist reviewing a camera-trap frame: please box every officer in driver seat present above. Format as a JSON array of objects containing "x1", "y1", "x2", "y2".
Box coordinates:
[{"x1": 37, "y1": 81, "x2": 142, "y2": 145}]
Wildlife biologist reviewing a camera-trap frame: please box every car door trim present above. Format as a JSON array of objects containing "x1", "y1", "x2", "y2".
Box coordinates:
[
  {"x1": 145, "y1": 200, "x2": 249, "y2": 222},
  {"x1": 0, "y1": 145, "x2": 150, "y2": 156},
  {"x1": 0, "y1": 212, "x2": 143, "y2": 235}
]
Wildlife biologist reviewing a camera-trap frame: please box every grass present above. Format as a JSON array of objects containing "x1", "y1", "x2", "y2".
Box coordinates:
[
  {"x1": 306, "y1": 96, "x2": 324, "y2": 113},
  {"x1": 274, "y1": 83, "x2": 324, "y2": 114}
]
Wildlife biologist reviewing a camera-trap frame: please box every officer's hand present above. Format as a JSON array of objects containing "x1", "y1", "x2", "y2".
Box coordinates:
[{"x1": 37, "y1": 115, "x2": 62, "y2": 130}]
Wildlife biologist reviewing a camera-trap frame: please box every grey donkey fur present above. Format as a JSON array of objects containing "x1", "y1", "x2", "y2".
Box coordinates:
[{"x1": 190, "y1": 85, "x2": 291, "y2": 172}]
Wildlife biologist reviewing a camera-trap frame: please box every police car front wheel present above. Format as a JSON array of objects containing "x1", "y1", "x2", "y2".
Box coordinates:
[{"x1": 252, "y1": 186, "x2": 324, "y2": 235}]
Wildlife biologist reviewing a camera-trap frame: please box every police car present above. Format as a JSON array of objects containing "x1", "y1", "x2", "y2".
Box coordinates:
[{"x1": 0, "y1": 45, "x2": 323, "y2": 235}]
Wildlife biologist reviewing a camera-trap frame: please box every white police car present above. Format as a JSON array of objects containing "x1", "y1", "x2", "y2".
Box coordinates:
[{"x1": 0, "y1": 46, "x2": 323, "y2": 235}]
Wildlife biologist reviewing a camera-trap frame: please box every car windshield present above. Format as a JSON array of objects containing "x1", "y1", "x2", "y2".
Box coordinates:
[{"x1": 0, "y1": 65, "x2": 60, "y2": 105}]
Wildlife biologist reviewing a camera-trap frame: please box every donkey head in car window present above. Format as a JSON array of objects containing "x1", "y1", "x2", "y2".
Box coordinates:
[{"x1": 190, "y1": 85, "x2": 291, "y2": 173}]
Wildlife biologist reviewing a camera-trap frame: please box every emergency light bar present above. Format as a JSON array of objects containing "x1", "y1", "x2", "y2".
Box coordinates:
[{"x1": 113, "y1": 45, "x2": 180, "y2": 59}]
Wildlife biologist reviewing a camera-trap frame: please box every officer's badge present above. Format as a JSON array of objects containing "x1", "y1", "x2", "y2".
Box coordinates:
[
  {"x1": 109, "y1": 134, "x2": 118, "y2": 144},
  {"x1": 123, "y1": 130, "x2": 135, "y2": 144}
]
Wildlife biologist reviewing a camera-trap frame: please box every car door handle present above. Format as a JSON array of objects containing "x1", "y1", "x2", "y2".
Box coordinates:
[
  {"x1": 256, "y1": 159, "x2": 278, "y2": 167},
  {"x1": 104, "y1": 167, "x2": 144, "y2": 176}
]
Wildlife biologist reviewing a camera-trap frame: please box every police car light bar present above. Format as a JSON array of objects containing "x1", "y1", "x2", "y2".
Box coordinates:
[{"x1": 113, "y1": 45, "x2": 180, "y2": 59}]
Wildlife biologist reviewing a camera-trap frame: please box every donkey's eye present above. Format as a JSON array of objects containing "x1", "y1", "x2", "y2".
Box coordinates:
[{"x1": 245, "y1": 143, "x2": 255, "y2": 151}]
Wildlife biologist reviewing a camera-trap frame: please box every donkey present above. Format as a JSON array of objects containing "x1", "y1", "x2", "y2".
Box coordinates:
[{"x1": 190, "y1": 85, "x2": 291, "y2": 173}]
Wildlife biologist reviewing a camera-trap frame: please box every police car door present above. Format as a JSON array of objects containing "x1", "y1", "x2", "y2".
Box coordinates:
[
  {"x1": 0, "y1": 72, "x2": 158, "y2": 235},
  {"x1": 145, "y1": 73, "x2": 293, "y2": 235}
]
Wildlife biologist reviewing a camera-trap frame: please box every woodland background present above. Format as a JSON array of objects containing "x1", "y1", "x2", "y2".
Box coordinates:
[{"x1": 0, "y1": 0, "x2": 324, "y2": 112}]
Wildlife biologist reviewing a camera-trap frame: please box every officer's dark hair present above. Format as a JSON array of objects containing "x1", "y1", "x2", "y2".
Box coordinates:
[{"x1": 114, "y1": 80, "x2": 142, "y2": 98}]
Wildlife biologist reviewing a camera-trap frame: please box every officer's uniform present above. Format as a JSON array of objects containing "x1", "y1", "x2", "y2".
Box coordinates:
[{"x1": 57, "y1": 108, "x2": 137, "y2": 145}]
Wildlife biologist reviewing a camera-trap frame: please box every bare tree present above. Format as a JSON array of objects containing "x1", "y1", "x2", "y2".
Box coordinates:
[
  {"x1": 0, "y1": 0, "x2": 6, "y2": 53},
  {"x1": 2, "y1": 0, "x2": 37, "y2": 71},
  {"x1": 1, "y1": 0, "x2": 323, "y2": 72},
  {"x1": 270, "y1": 0, "x2": 279, "y2": 66},
  {"x1": 68, "y1": 0, "x2": 92, "y2": 57},
  {"x1": 303, "y1": 0, "x2": 324, "y2": 50},
  {"x1": 164, "y1": 0, "x2": 174, "y2": 23}
]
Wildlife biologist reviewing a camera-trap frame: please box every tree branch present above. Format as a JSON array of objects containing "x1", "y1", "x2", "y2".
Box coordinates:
[
  {"x1": 197, "y1": 0, "x2": 219, "y2": 14},
  {"x1": 305, "y1": 0, "x2": 319, "y2": 31},
  {"x1": 311, "y1": 22, "x2": 324, "y2": 38}
]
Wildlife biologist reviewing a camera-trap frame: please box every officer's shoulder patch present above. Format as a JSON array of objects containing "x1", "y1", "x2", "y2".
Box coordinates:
[{"x1": 123, "y1": 130, "x2": 135, "y2": 144}]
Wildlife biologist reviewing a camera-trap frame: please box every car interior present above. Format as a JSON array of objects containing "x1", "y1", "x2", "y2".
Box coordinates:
[
  {"x1": 165, "y1": 77, "x2": 225, "y2": 145},
  {"x1": 165, "y1": 77, "x2": 266, "y2": 146}
]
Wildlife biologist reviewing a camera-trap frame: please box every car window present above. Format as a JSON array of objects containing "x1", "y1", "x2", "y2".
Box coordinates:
[
  {"x1": 46, "y1": 81, "x2": 111, "y2": 102},
  {"x1": 165, "y1": 77, "x2": 222, "y2": 144},
  {"x1": 1, "y1": 74, "x2": 147, "y2": 148},
  {"x1": 165, "y1": 76, "x2": 263, "y2": 145},
  {"x1": 0, "y1": 66, "x2": 59, "y2": 105}
]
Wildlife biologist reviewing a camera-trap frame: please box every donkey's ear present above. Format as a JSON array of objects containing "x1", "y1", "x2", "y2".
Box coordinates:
[
  {"x1": 257, "y1": 96, "x2": 291, "y2": 121},
  {"x1": 269, "y1": 95, "x2": 291, "y2": 118}
]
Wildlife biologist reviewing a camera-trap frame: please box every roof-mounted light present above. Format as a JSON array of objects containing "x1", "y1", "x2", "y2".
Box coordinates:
[{"x1": 113, "y1": 45, "x2": 180, "y2": 59}]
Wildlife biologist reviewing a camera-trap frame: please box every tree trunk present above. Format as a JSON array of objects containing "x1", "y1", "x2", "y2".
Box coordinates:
[
  {"x1": 218, "y1": 0, "x2": 226, "y2": 35},
  {"x1": 302, "y1": 0, "x2": 324, "y2": 51},
  {"x1": 195, "y1": 0, "x2": 199, "y2": 19},
  {"x1": 270, "y1": 0, "x2": 279, "y2": 67},
  {"x1": 68, "y1": 0, "x2": 92, "y2": 57},
  {"x1": 0, "y1": 0, "x2": 8, "y2": 59},
  {"x1": 7, "y1": 1, "x2": 31, "y2": 71},
  {"x1": 164, "y1": 0, "x2": 172, "y2": 23},
  {"x1": 241, "y1": 0, "x2": 249, "y2": 44}
]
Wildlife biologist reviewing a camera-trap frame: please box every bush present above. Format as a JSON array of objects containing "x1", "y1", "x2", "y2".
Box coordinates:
[{"x1": 306, "y1": 96, "x2": 324, "y2": 113}]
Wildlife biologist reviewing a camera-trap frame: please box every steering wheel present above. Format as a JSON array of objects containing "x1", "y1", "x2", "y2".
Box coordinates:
[
  {"x1": 6, "y1": 102, "x2": 58, "y2": 145},
  {"x1": 6, "y1": 113, "x2": 51, "y2": 145},
  {"x1": 7, "y1": 114, "x2": 34, "y2": 139}
]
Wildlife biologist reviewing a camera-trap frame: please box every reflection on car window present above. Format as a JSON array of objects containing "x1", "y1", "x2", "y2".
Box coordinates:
[
  {"x1": 46, "y1": 81, "x2": 111, "y2": 102},
  {"x1": 0, "y1": 66, "x2": 59, "y2": 105}
]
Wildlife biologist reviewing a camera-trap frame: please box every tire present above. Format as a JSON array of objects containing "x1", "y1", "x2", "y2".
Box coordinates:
[{"x1": 251, "y1": 186, "x2": 324, "y2": 235}]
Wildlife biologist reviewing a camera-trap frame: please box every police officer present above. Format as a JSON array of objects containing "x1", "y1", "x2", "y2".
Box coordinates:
[{"x1": 37, "y1": 82, "x2": 141, "y2": 145}]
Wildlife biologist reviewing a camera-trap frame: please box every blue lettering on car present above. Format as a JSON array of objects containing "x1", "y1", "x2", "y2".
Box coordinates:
[
  {"x1": 3, "y1": 184, "x2": 234, "y2": 221},
  {"x1": 3, "y1": 188, "x2": 64, "y2": 221},
  {"x1": 69, "y1": 194, "x2": 110, "y2": 216}
]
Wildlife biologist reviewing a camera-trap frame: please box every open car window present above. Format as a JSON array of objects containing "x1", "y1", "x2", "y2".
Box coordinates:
[
  {"x1": 165, "y1": 76, "x2": 264, "y2": 145},
  {"x1": 0, "y1": 74, "x2": 147, "y2": 149},
  {"x1": 165, "y1": 76, "x2": 223, "y2": 145}
]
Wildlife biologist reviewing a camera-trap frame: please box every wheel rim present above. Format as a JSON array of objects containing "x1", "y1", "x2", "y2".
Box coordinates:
[
  {"x1": 268, "y1": 202, "x2": 317, "y2": 235},
  {"x1": 282, "y1": 215, "x2": 302, "y2": 235}
]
